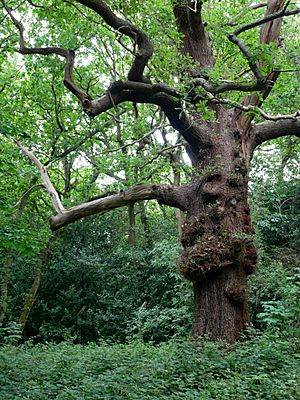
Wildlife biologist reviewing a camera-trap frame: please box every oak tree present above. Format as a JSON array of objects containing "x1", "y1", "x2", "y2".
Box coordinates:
[{"x1": 1, "y1": 0, "x2": 300, "y2": 341}]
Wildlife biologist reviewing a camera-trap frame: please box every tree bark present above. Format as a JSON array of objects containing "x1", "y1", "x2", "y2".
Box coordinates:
[
  {"x1": 192, "y1": 264, "x2": 248, "y2": 342},
  {"x1": 179, "y1": 107, "x2": 258, "y2": 341}
]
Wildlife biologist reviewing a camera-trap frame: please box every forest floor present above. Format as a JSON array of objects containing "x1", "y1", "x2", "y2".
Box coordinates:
[{"x1": 0, "y1": 332, "x2": 299, "y2": 399}]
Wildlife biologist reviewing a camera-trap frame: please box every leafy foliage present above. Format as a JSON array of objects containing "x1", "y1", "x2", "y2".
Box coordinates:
[
  {"x1": 1, "y1": 333, "x2": 299, "y2": 399},
  {"x1": 257, "y1": 268, "x2": 300, "y2": 336}
]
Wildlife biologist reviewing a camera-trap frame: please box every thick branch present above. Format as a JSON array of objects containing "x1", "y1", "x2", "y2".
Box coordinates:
[
  {"x1": 251, "y1": 118, "x2": 300, "y2": 149},
  {"x1": 173, "y1": 1, "x2": 214, "y2": 72},
  {"x1": 15, "y1": 141, "x2": 64, "y2": 214},
  {"x1": 75, "y1": 0, "x2": 154, "y2": 82},
  {"x1": 2, "y1": 0, "x2": 90, "y2": 104},
  {"x1": 50, "y1": 184, "x2": 187, "y2": 230},
  {"x1": 83, "y1": 80, "x2": 180, "y2": 116},
  {"x1": 83, "y1": 81, "x2": 211, "y2": 158},
  {"x1": 192, "y1": 78, "x2": 264, "y2": 94}
]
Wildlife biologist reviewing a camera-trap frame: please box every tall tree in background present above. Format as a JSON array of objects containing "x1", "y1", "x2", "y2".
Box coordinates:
[{"x1": 1, "y1": 0, "x2": 299, "y2": 341}]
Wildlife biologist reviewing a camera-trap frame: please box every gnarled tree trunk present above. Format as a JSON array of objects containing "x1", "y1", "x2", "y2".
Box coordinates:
[
  {"x1": 4, "y1": 0, "x2": 300, "y2": 343},
  {"x1": 179, "y1": 107, "x2": 257, "y2": 341}
]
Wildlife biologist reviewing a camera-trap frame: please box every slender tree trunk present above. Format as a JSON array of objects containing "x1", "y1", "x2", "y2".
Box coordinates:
[
  {"x1": 17, "y1": 235, "x2": 55, "y2": 337},
  {"x1": 138, "y1": 201, "x2": 152, "y2": 247},
  {"x1": 127, "y1": 203, "x2": 136, "y2": 246},
  {"x1": 0, "y1": 250, "x2": 12, "y2": 323}
]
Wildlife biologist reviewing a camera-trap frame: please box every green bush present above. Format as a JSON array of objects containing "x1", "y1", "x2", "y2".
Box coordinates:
[
  {"x1": 248, "y1": 257, "x2": 290, "y2": 327},
  {"x1": 257, "y1": 268, "x2": 300, "y2": 336},
  {"x1": 0, "y1": 334, "x2": 299, "y2": 399}
]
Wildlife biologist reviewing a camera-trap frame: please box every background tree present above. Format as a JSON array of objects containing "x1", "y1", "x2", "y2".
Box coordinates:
[{"x1": 1, "y1": 0, "x2": 299, "y2": 341}]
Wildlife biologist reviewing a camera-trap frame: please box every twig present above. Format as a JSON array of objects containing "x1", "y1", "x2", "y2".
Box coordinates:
[
  {"x1": 211, "y1": 95, "x2": 300, "y2": 121},
  {"x1": 104, "y1": 124, "x2": 170, "y2": 154},
  {"x1": 141, "y1": 143, "x2": 184, "y2": 168},
  {"x1": 224, "y1": 2, "x2": 268, "y2": 27}
]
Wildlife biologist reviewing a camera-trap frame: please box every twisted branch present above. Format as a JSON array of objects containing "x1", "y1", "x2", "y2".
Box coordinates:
[
  {"x1": 75, "y1": 0, "x2": 154, "y2": 82},
  {"x1": 1, "y1": 0, "x2": 90, "y2": 104}
]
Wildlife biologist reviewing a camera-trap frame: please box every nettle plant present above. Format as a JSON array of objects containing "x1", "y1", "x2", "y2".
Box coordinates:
[{"x1": 1, "y1": 0, "x2": 299, "y2": 341}]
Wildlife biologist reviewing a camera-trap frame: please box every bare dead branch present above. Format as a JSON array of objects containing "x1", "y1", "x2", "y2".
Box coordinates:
[
  {"x1": 15, "y1": 140, "x2": 65, "y2": 214},
  {"x1": 50, "y1": 183, "x2": 187, "y2": 230}
]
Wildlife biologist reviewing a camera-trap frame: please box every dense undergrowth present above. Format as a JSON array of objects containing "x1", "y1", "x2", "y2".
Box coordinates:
[
  {"x1": 1, "y1": 332, "x2": 299, "y2": 400},
  {"x1": 1, "y1": 129, "x2": 299, "y2": 398}
]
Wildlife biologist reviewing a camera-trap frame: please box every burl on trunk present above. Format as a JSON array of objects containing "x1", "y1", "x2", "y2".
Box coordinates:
[
  {"x1": 5, "y1": 0, "x2": 299, "y2": 344},
  {"x1": 179, "y1": 107, "x2": 258, "y2": 342}
]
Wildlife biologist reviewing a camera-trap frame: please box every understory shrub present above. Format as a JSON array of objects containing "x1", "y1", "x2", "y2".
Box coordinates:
[{"x1": 0, "y1": 333, "x2": 299, "y2": 400}]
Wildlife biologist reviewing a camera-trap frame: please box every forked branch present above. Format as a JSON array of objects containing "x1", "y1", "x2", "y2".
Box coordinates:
[{"x1": 14, "y1": 142, "x2": 187, "y2": 231}]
